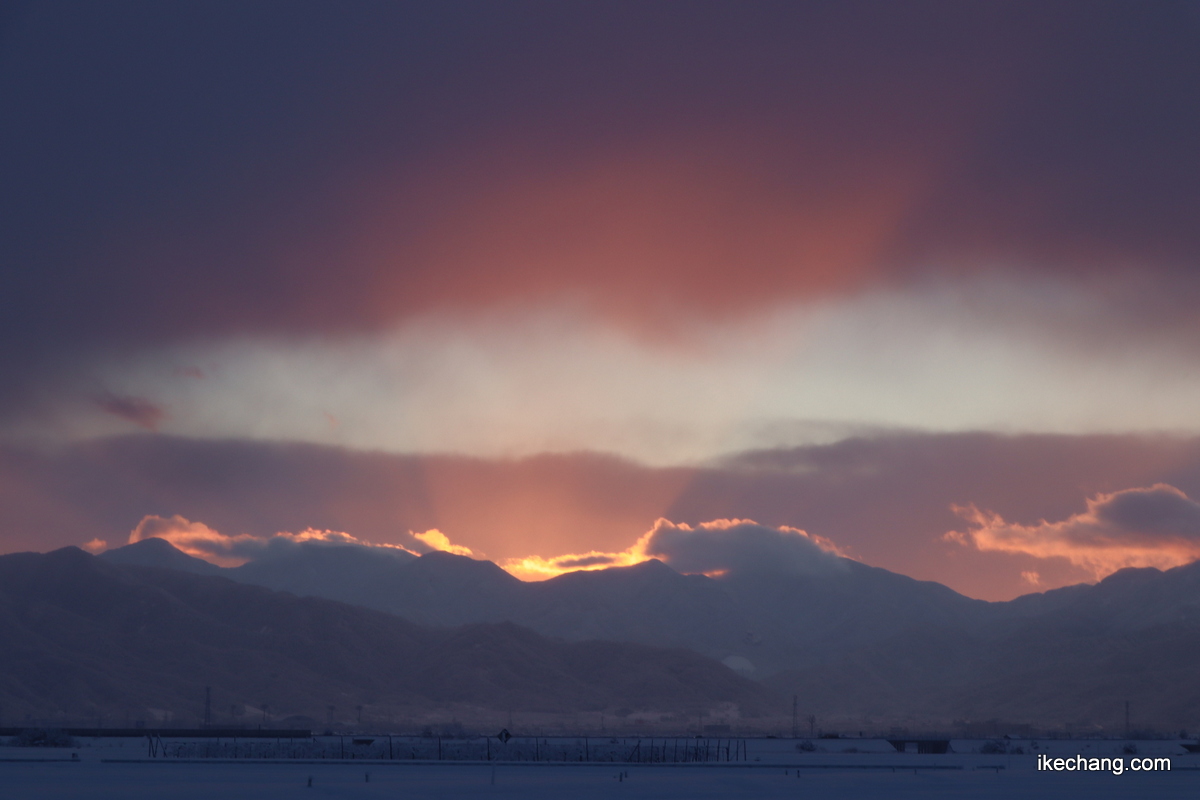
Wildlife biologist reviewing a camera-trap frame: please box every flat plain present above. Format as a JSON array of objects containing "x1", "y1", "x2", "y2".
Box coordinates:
[{"x1": 3, "y1": 741, "x2": 1198, "y2": 800}]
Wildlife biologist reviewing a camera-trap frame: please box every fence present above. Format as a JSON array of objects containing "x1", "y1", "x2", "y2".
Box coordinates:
[{"x1": 151, "y1": 735, "x2": 749, "y2": 763}]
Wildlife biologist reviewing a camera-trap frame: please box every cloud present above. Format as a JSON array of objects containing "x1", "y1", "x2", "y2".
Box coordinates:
[
  {"x1": 93, "y1": 393, "x2": 165, "y2": 431},
  {"x1": 410, "y1": 529, "x2": 475, "y2": 557},
  {"x1": 4, "y1": 3, "x2": 1200, "y2": 430},
  {"x1": 555, "y1": 554, "x2": 617, "y2": 569},
  {"x1": 82, "y1": 538, "x2": 107, "y2": 554},
  {"x1": 504, "y1": 549, "x2": 646, "y2": 580},
  {"x1": 125, "y1": 514, "x2": 464, "y2": 568},
  {"x1": 503, "y1": 517, "x2": 846, "y2": 580},
  {"x1": 640, "y1": 518, "x2": 848, "y2": 577},
  {"x1": 947, "y1": 484, "x2": 1200, "y2": 578},
  {"x1": 129, "y1": 515, "x2": 264, "y2": 567},
  {"x1": 58, "y1": 277, "x2": 1200, "y2": 469},
  {"x1": 10, "y1": 429, "x2": 1195, "y2": 601}
]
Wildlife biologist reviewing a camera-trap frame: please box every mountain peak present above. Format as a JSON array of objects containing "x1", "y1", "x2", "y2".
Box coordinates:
[
  {"x1": 101, "y1": 537, "x2": 223, "y2": 575},
  {"x1": 410, "y1": 549, "x2": 522, "y2": 584}
]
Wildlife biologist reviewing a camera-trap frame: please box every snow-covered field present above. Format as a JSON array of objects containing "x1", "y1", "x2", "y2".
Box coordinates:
[
  {"x1": 1, "y1": 758, "x2": 1196, "y2": 799},
  {"x1": 3, "y1": 739, "x2": 1198, "y2": 799}
]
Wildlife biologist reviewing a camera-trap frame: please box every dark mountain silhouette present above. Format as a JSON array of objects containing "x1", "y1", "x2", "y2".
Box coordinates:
[
  {"x1": 1004, "y1": 561, "x2": 1200, "y2": 629},
  {"x1": 101, "y1": 535, "x2": 224, "y2": 575},
  {"x1": 1, "y1": 547, "x2": 775, "y2": 726},
  {"x1": 98, "y1": 539, "x2": 1200, "y2": 729},
  {"x1": 767, "y1": 561, "x2": 1200, "y2": 730},
  {"x1": 102, "y1": 538, "x2": 987, "y2": 676}
]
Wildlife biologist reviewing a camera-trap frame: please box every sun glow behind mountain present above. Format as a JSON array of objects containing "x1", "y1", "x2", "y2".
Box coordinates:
[{"x1": 2, "y1": 2, "x2": 1200, "y2": 601}]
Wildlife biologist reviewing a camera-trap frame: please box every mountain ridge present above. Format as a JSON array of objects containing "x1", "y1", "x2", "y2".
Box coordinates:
[
  {"x1": 102, "y1": 538, "x2": 991, "y2": 676},
  {"x1": 93, "y1": 538, "x2": 1200, "y2": 729},
  {"x1": 1, "y1": 547, "x2": 775, "y2": 727}
]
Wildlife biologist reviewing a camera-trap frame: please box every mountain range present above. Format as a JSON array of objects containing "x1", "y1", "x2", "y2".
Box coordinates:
[
  {"x1": 0, "y1": 547, "x2": 773, "y2": 729},
  {"x1": 102, "y1": 538, "x2": 983, "y2": 677},
  {"x1": 4, "y1": 538, "x2": 1194, "y2": 731},
  {"x1": 98, "y1": 537, "x2": 1200, "y2": 731}
]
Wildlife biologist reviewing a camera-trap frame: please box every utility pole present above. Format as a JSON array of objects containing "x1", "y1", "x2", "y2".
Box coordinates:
[{"x1": 808, "y1": 714, "x2": 816, "y2": 738}]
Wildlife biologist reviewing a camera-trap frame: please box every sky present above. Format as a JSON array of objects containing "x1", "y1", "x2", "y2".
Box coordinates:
[{"x1": 3, "y1": 0, "x2": 1200, "y2": 600}]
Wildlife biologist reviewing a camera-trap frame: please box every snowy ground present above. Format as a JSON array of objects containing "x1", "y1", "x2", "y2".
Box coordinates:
[
  {"x1": 3, "y1": 740, "x2": 1199, "y2": 800},
  {"x1": 1, "y1": 759, "x2": 1197, "y2": 799}
]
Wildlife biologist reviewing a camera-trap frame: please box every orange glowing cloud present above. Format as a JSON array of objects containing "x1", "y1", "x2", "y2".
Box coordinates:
[
  {"x1": 129, "y1": 515, "x2": 261, "y2": 567},
  {"x1": 502, "y1": 547, "x2": 650, "y2": 581},
  {"x1": 946, "y1": 484, "x2": 1200, "y2": 578},
  {"x1": 127, "y1": 514, "x2": 423, "y2": 567},
  {"x1": 123, "y1": 513, "x2": 845, "y2": 582},
  {"x1": 502, "y1": 517, "x2": 847, "y2": 581},
  {"x1": 411, "y1": 528, "x2": 476, "y2": 557}
]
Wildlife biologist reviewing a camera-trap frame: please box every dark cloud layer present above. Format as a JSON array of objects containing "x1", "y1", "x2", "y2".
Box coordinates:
[
  {"x1": 6, "y1": 431, "x2": 1200, "y2": 599},
  {"x1": 641, "y1": 518, "x2": 845, "y2": 577},
  {"x1": 1097, "y1": 484, "x2": 1200, "y2": 537},
  {"x1": 92, "y1": 392, "x2": 165, "y2": 431},
  {"x1": 3, "y1": 2, "x2": 1200, "y2": 411}
]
